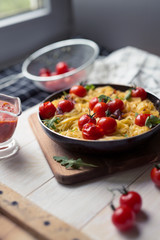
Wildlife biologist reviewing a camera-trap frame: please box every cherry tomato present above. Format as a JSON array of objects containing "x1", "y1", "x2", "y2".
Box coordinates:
[
  {"x1": 82, "y1": 123, "x2": 104, "y2": 140},
  {"x1": 39, "y1": 101, "x2": 56, "y2": 119},
  {"x1": 39, "y1": 68, "x2": 51, "y2": 76},
  {"x1": 56, "y1": 61, "x2": 68, "y2": 74},
  {"x1": 135, "y1": 113, "x2": 150, "y2": 126},
  {"x1": 112, "y1": 205, "x2": 135, "y2": 231},
  {"x1": 97, "y1": 117, "x2": 117, "y2": 135},
  {"x1": 78, "y1": 114, "x2": 96, "y2": 130},
  {"x1": 89, "y1": 97, "x2": 99, "y2": 110},
  {"x1": 93, "y1": 102, "x2": 109, "y2": 118},
  {"x1": 108, "y1": 99, "x2": 124, "y2": 113},
  {"x1": 120, "y1": 191, "x2": 142, "y2": 214},
  {"x1": 69, "y1": 85, "x2": 87, "y2": 97},
  {"x1": 131, "y1": 87, "x2": 147, "y2": 100},
  {"x1": 151, "y1": 164, "x2": 160, "y2": 187},
  {"x1": 57, "y1": 99, "x2": 74, "y2": 113}
]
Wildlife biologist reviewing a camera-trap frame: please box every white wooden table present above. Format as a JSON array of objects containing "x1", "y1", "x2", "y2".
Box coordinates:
[
  {"x1": 0, "y1": 103, "x2": 160, "y2": 240},
  {"x1": 1, "y1": 46, "x2": 160, "y2": 239}
]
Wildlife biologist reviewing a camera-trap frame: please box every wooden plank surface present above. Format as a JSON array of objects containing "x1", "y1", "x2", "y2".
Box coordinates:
[
  {"x1": 0, "y1": 183, "x2": 90, "y2": 240},
  {"x1": 83, "y1": 165, "x2": 160, "y2": 240},
  {"x1": 28, "y1": 112, "x2": 160, "y2": 185}
]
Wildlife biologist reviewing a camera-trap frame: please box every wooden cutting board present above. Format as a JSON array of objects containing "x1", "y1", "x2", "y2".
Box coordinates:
[{"x1": 28, "y1": 113, "x2": 160, "y2": 185}]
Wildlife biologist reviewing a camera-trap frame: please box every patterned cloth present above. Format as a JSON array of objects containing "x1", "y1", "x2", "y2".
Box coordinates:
[
  {"x1": 0, "y1": 63, "x2": 52, "y2": 111},
  {"x1": 88, "y1": 46, "x2": 160, "y2": 98},
  {"x1": 0, "y1": 46, "x2": 160, "y2": 111}
]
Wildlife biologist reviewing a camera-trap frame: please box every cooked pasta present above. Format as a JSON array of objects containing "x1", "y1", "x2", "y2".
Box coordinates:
[{"x1": 45, "y1": 85, "x2": 159, "y2": 140}]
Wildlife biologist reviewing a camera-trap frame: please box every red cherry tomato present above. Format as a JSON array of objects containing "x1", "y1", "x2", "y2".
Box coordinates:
[
  {"x1": 131, "y1": 87, "x2": 147, "y2": 100},
  {"x1": 82, "y1": 123, "x2": 104, "y2": 140},
  {"x1": 93, "y1": 102, "x2": 109, "y2": 118},
  {"x1": 112, "y1": 205, "x2": 136, "y2": 231},
  {"x1": 39, "y1": 68, "x2": 51, "y2": 76},
  {"x1": 89, "y1": 97, "x2": 99, "y2": 110},
  {"x1": 69, "y1": 85, "x2": 87, "y2": 97},
  {"x1": 97, "y1": 117, "x2": 117, "y2": 135},
  {"x1": 78, "y1": 114, "x2": 96, "y2": 130},
  {"x1": 120, "y1": 191, "x2": 142, "y2": 214},
  {"x1": 56, "y1": 61, "x2": 68, "y2": 74},
  {"x1": 39, "y1": 101, "x2": 56, "y2": 119},
  {"x1": 57, "y1": 99, "x2": 74, "y2": 113},
  {"x1": 151, "y1": 164, "x2": 160, "y2": 187},
  {"x1": 135, "y1": 113, "x2": 150, "y2": 126},
  {"x1": 108, "y1": 99, "x2": 124, "y2": 113}
]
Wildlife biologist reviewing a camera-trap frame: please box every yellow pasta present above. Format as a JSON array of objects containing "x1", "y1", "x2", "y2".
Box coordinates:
[{"x1": 46, "y1": 85, "x2": 160, "y2": 140}]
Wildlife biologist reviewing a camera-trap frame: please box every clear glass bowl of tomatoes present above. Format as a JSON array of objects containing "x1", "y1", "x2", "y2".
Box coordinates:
[
  {"x1": 22, "y1": 39, "x2": 99, "y2": 92},
  {"x1": 0, "y1": 94, "x2": 21, "y2": 159}
]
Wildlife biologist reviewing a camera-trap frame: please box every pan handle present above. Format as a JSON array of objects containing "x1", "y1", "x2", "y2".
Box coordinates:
[{"x1": 0, "y1": 72, "x2": 24, "y2": 90}]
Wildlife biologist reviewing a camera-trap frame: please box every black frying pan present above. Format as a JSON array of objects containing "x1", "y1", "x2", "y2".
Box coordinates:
[{"x1": 38, "y1": 84, "x2": 160, "y2": 154}]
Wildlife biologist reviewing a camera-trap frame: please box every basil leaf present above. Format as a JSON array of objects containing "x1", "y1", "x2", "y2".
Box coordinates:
[
  {"x1": 85, "y1": 84, "x2": 95, "y2": 91},
  {"x1": 124, "y1": 89, "x2": 132, "y2": 100},
  {"x1": 145, "y1": 115, "x2": 160, "y2": 128},
  {"x1": 98, "y1": 95, "x2": 112, "y2": 103}
]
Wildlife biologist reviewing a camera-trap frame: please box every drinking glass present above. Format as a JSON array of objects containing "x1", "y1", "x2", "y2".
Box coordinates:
[{"x1": 0, "y1": 94, "x2": 22, "y2": 159}]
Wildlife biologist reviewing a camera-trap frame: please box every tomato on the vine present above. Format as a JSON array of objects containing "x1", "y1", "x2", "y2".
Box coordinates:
[
  {"x1": 89, "y1": 97, "x2": 99, "y2": 110},
  {"x1": 97, "y1": 117, "x2": 117, "y2": 135},
  {"x1": 111, "y1": 205, "x2": 135, "y2": 231},
  {"x1": 82, "y1": 122, "x2": 104, "y2": 140},
  {"x1": 119, "y1": 190, "x2": 142, "y2": 214},
  {"x1": 39, "y1": 101, "x2": 56, "y2": 119},
  {"x1": 69, "y1": 85, "x2": 87, "y2": 97},
  {"x1": 131, "y1": 87, "x2": 147, "y2": 100},
  {"x1": 150, "y1": 164, "x2": 160, "y2": 187},
  {"x1": 56, "y1": 61, "x2": 68, "y2": 74},
  {"x1": 108, "y1": 99, "x2": 124, "y2": 113},
  {"x1": 57, "y1": 99, "x2": 74, "y2": 113},
  {"x1": 78, "y1": 114, "x2": 96, "y2": 130},
  {"x1": 93, "y1": 102, "x2": 109, "y2": 118},
  {"x1": 135, "y1": 113, "x2": 150, "y2": 127}
]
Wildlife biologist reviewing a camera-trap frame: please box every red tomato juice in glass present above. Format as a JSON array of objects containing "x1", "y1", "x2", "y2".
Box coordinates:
[{"x1": 0, "y1": 101, "x2": 18, "y2": 143}]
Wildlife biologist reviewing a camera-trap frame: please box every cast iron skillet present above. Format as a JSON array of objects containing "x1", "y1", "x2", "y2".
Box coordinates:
[{"x1": 38, "y1": 84, "x2": 160, "y2": 154}]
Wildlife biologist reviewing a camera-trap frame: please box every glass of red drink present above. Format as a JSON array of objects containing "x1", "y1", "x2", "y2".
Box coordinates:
[{"x1": 0, "y1": 94, "x2": 21, "y2": 159}]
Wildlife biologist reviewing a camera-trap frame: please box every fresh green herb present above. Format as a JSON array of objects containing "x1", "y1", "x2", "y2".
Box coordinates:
[
  {"x1": 145, "y1": 115, "x2": 160, "y2": 128},
  {"x1": 124, "y1": 89, "x2": 132, "y2": 100},
  {"x1": 98, "y1": 95, "x2": 112, "y2": 103},
  {"x1": 105, "y1": 109, "x2": 111, "y2": 117},
  {"x1": 115, "y1": 95, "x2": 120, "y2": 99},
  {"x1": 71, "y1": 128, "x2": 78, "y2": 132},
  {"x1": 63, "y1": 91, "x2": 68, "y2": 96},
  {"x1": 53, "y1": 156, "x2": 97, "y2": 169},
  {"x1": 85, "y1": 84, "x2": 95, "y2": 91},
  {"x1": 43, "y1": 116, "x2": 60, "y2": 129},
  {"x1": 135, "y1": 112, "x2": 139, "y2": 117}
]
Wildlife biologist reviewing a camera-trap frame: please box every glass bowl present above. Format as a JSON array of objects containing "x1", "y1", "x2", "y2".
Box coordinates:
[{"x1": 22, "y1": 39, "x2": 99, "y2": 92}]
